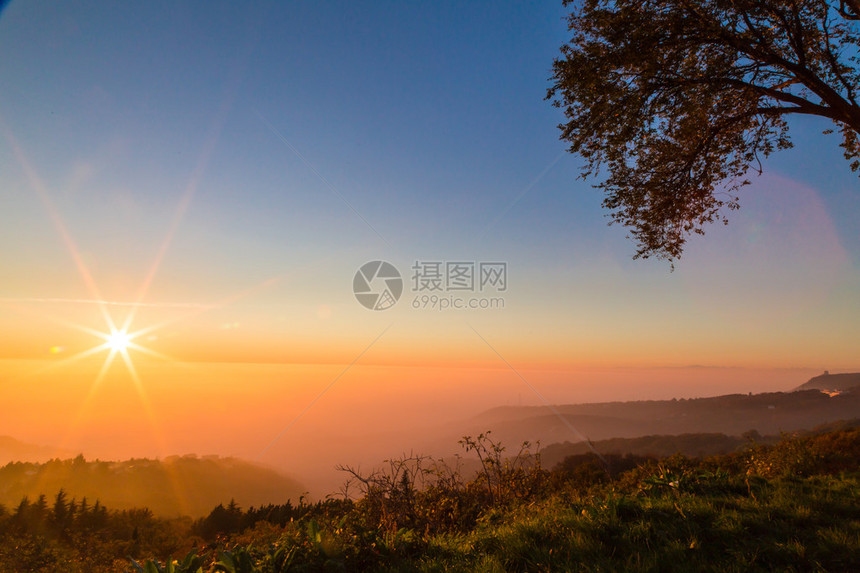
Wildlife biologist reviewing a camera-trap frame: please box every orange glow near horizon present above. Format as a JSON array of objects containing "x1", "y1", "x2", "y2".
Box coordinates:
[{"x1": 1, "y1": 83, "x2": 858, "y2": 490}]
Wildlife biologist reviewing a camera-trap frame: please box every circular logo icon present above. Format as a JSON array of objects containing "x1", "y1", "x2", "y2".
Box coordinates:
[{"x1": 353, "y1": 261, "x2": 403, "y2": 311}]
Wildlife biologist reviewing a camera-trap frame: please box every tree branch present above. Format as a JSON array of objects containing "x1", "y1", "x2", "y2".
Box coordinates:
[{"x1": 838, "y1": 0, "x2": 860, "y2": 20}]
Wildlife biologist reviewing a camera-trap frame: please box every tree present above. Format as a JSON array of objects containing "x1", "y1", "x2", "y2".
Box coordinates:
[
  {"x1": 547, "y1": 0, "x2": 860, "y2": 261},
  {"x1": 13, "y1": 497, "x2": 30, "y2": 528},
  {"x1": 77, "y1": 497, "x2": 89, "y2": 528},
  {"x1": 51, "y1": 489, "x2": 69, "y2": 530},
  {"x1": 33, "y1": 494, "x2": 48, "y2": 522}
]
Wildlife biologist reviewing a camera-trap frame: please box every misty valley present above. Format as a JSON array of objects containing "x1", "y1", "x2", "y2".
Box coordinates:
[{"x1": 1, "y1": 374, "x2": 859, "y2": 571}]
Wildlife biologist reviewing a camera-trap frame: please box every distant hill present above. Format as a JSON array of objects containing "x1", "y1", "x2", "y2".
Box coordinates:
[
  {"x1": 540, "y1": 418, "x2": 860, "y2": 470},
  {"x1": 540, "y1": 432, "x2": 753, "y2": 469},
  {"x1": 0, "y1": 436, "x2": 73, "y2": 465},
  {"x1": 0, "y1": 454, "x2": 305, "y2": 517},
  {"x1": 795, "y1": 371, "x2": 860, "y2": 393},
  {"x1": 464, "y1": 389, "x2": 860, "y2": 448}
]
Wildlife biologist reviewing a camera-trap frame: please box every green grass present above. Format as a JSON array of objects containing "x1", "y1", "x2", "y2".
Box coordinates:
[{"x1": 417, "y1": 475, "x2": 860, "y2": 572}]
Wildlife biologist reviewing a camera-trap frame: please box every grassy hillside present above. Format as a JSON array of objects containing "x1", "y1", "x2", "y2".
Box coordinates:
[{"x1": 1, "y1": 424, "x2": 859, "y2": 571}]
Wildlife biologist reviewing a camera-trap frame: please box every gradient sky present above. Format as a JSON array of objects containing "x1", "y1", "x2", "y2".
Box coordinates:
[{"x1": 1, "y1": 2, "x2": 858, "y2": 475}]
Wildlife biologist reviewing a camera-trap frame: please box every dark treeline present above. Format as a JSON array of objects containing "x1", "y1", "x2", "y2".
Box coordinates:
[
  {"x1": 0, "y1": 488, "x2": 190, "y2": 571},
  {"x1": 4, "y1": 490, "x2": 110, "y2": 537},
  {"x1": 191, "y1": 497, "x2": 351, "y2": 539}
]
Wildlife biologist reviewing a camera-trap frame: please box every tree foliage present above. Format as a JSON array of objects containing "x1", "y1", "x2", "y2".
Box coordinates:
[{"x1": 547, "y1": 0, "x2": 860, "y2": 260}]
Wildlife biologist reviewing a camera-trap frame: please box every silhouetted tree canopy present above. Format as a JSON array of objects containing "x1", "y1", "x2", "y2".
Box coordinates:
[{"x1": 548, "y1": 0, "x2": 860, "y2": 261}]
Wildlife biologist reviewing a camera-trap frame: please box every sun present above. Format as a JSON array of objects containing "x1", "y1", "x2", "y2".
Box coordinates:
[
  {"x1": 106, "y1": 329, "x2": 132, "y2": 352},
  {"x1": 85, "y1": 321, "x2": 159, "y2": 387}
]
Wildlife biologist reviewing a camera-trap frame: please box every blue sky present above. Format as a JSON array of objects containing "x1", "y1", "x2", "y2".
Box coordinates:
[{"x1": 1, "y1": 0, "x2": 858, "y2": 378}]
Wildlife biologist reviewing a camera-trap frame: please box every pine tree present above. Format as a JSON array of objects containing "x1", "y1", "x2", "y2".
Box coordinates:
[{"x1": 52, "y1": 489, "x2": 69, "y2": 529}]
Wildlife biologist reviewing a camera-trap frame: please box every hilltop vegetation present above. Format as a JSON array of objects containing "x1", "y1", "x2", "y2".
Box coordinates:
[
  {"x1": 0, "y1": 424, "x2": 859, "y2": 571},
  {"x1": 0, "y1": 455, "x2": 304, "y2": 517},
  {"x1": 540, "y1": 432, "x2": 754, "y2": 468},
  {"x1": 795, "y1": 371, "x2": 860, "y2": 393}
]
